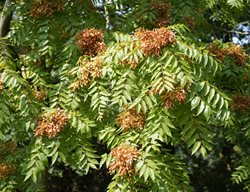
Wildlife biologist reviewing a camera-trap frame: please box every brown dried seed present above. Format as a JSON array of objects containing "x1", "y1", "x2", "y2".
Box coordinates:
[
  {"x1": 34, "y1": 109, "x2": 68, "y2": 138},
  {"x1": 135, "y1": 28, "x2": 176, "y2": 56},
  {"x1": 151, "y1": 2, "x2": 171, "y2": 27},
  {"x1": 109, "y1": 145, "x2": 140, "y2": 176},
  {"x1": 231, "y1": 94, "x2": 250, "y2": 112},
  {"x1": 30, "y1": 1, "x2": 64, "y2": 17},
  {"x1": 76, "y1": 29, "x2": 106, "y2": 56},
  {"x1": 224, "y1": 44, "x2": 248, "y2": 66},
  {"x1": 184, "y1": 16, "x2": 195, "y2": 29},
  {"x1": 162, "y1": 89, "x2": 186, "y2": 109},
  {"x1": 69, "y1": 80, "x2": 82, "y2": 91},
  {"x1": 76, "y1": 57, "x2": 103, "y2": 87},
  {"x1": 208, "y1": 43, "x2": 248, "y2": 66},
  {"x1": 0, "y1": 141, "x2": 17, "y2": 154},
  {"x1": 32, "y1": 90, "x2": 47, "y2": 101},
  {"x1": 0, "y1": 163, "x2": 14, "y2": 179},
  {"x1": 207, "y1": 43, "x2": 226, "y2": 60},
  {"x1": 116, "y1": 107, "x2": 144, "y2": 132}
]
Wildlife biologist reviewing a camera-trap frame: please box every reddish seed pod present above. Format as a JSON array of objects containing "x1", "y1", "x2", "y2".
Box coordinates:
[
  {"x1": 109, "y1": 145, "x2": 140, "y2": 176},
  {"x1": 208, "y1": 43, "x2": 248, "y2": 66},
  {"x1": 34, "y1": 109, "x2": 68, "y2": 138},
  {"x1": 0, "y1": 162, "x2": 14, "y2": 179},
  {"x1": 76, "y1": 29, "x2": 106, "y2": 56},
  {"x1": 115, "y1": 107, "x2": 144, "y2": 132},
  {"x1": 30, "y1": 0, "x2": 64, "y2": 17},
  {"x1": 135, "y1": 28, "x2": 176, "y2": 56},
  {"x1": 162, "y1": 89, "x2": 186, "y2": 109},
  {"x1": 69, "y1": 57, "x2": 103, "y2": 90},
  {"x1": 207, "y1": 43, "x2": 226, "y2": 60},
  {"x1": 32, "y1": 90, "x2": 47, "y2": 101},
  {"x1": 231, "y1": 94, "x2": 250, "y2": 112},
  {"x1": 224, "y1": 44, "x2": 248, "y2": 66},
  {"x1": 151, "y1": 2, "x2": 171, "y2": 27}
]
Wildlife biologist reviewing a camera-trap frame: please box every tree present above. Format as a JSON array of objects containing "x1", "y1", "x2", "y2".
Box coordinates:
[{"x1": 0, "y1": 0, "x2": 249, "y2": 191}]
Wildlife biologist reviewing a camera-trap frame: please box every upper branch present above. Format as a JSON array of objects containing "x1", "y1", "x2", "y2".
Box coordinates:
[{"x1": 0, "y1": 0, "x2": 12, "y2": 37}]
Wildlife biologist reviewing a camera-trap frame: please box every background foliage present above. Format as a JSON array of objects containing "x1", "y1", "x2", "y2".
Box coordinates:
[{"x1": 0, "y1": 0, "x2": 249, "y2": 191}]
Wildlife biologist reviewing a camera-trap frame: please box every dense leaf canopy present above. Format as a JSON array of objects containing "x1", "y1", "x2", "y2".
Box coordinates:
[{"x1": 0, "y1": 0, "x2": 249, "y2": 191}]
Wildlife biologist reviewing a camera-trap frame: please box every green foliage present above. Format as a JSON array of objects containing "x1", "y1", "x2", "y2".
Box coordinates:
[{"x1": 0, "y1": 0, "x2": 249, "y2": 191}]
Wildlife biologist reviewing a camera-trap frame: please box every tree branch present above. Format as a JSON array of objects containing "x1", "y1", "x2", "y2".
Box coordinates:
[
  {"x1": 0, "y1": 0, "x2": 19, "y2": 60},
  {"x1": 211, "y1": 24, "x2": 250, "y2": 35},
  {"x1": 0, "y1": 0, "x2": 12, "y2": 37},
  {"x1": 103, "y1": 1, "x2": 111, "y2": 30}
]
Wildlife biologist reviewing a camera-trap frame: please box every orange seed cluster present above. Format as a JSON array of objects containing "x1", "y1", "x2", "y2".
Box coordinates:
[
  {"x1": 116, "y1": 107, "x2": 144, "y2": 131},
  {"x1": 34, "y1": 109, "x2": 68, "y2": 138},
  {"x1": 109, "y1": 145, "x2": 140, "y2": 176},
  {"x1": 76, "y1": 29, "x2": 106, "y2": 56},
  {"x1": 30, "y1": 0, "x2": 64, "y2": 17},
  {"x1": 121, "y1": 59, "x2": 137, "y2": 69},
  {"x1": 151, "y1": 2, "x2": 171, "y2": 27},
  {"x1": 224, "y1": 44, "x2": 248, "y2": 66},
  {"x1": 184, "y1": 16, "x2": 195, "y2": 29},
  {"x1": 207, "y1": 43, "x2": 225, "y2": 60},
  {"x1": 163, "y1": 89, "x2": 186, "y2": 109},
  {"x1": 135, "y1": 28, "x2": 176, "y2": 56},
  {"x1": 231, "y1": 94, "x2": 250, "y2": 112},
  {"x1": 79, "y1": 58, "x2": 103, "y2": 85},
  {"x1": 32, "y1": 90, "x2": 47, "y2": 101},
  {"x1": 0, "y1": 163, "x2": 14, "y2": 179},
  {"x1": 70, "y1": 57, "x2": 103, "y2": 90},
  {"x1": 69, "y1": 80, "x2": 82, "y2": 91},
  {"x1": 208, "y1": 43, "x2": 248, "y2": 66},
  {"x1": 0, "y1": 141, "x2": 17, "y2": 154}
]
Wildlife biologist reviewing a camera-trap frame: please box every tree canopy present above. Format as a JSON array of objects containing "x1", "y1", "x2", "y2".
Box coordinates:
[{"x1": 0, "y1": 0, "x2": 249, "y2": 191}]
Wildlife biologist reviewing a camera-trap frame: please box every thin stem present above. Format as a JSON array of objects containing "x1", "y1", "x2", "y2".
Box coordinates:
[
  {"x1": 103, "y1": 1, "x2": 111, "y2": 30},
  {"x1": 0, "y1": 0, "x2": 12, "y2": 37},
  {"x1": 211, "y1": 24, "x2": 250, "y2": 35}
]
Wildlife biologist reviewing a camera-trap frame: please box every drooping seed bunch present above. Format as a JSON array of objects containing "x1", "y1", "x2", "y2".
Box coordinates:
[
  {"x1": 34, "y1": 109, "x2": 68, "y2": 138},
  {"x1": 121, "y1": 59, "x2": 137, "y2": 68},
  {"x1": 207, "y1": 43, "x2": 225, "y2": 60},
  {"x1": 109, "y1": 145, "x2": 140, "y2": 176},
  {"x1": 151, "y1": 2, "x2": 171, "y2": 27},
  {"x1": 0, "y1": 162, "x2": 14, "y2": 179},
  {"x1": 76, "y1": 29, "x2": 106, "y2": 56},
  {"x1": 184, "y1": 16, "x2": 195, "y2": 29},
  {"x1": 116, "y1": 107, "x2": 144, "y2": 131},
  {"x1": 118, "y1": 42, "x2": 138, "y2": 68},
  {"x1": 32, "y1": 89, "x2": 47, "y2": 101},
  {"x1": 135, "y1": 28, "x2": 176, "y2": 56},
  {"x1": 80, "y1": 58, "x2": 103, "y2": 84},
  {"x1": 30, "y1": 0, "x2": 64, "y2": 17},
  {"x1": 70, "y1": 57, "x2": 103, "y2": 90},
  {"x1": 231, "y1": 94, "x2": 250, "y2": 112},
  {"x1": 69, "y1": 80, "x2": 82, "y2": 91},
  {"x1": 208, "y1": 43, "x2": 248, "y2": 66},
  {"x1": 163, "y1": 89, "x2": 186, "y2": 109},
  {"x1": 224, "y1": 44, "x2": 248, "y2": 66},
  {"x1": 0, "y1": 141, "x2": 17, "y2": 155}
]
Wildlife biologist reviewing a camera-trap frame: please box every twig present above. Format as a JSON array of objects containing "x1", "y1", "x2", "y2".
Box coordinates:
[
  {"x1": 103, "y1": 1, "x2": 110, "y2": 30},
  {"x1": 0, "y1": 0, "x2": 12, "y2": 37},
  {"x1": 211, "y1": 24, "x2": 250, "y2": 35}
]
